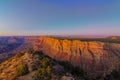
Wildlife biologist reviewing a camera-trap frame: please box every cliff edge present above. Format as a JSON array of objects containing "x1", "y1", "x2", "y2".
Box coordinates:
[{"x1": 34, "y1": 36, "x2": 120, "y2": 77}]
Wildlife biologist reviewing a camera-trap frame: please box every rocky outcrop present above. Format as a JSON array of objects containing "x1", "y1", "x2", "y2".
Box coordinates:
[{"x1": 34, "y1": 36, "x2": 120, "y2": 77}]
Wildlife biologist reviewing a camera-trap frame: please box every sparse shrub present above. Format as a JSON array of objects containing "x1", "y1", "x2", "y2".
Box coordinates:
[
  {"x1": 33, "y1": 66, "x2": 52, "y2": 80},
  {"x1": 16, "y1": 52, "x2": 24, "y2": 58},
  {"x1": 15, "y1": 64, "x2": 29, "y2": 77},
  {"x1": 33, "y1": 57, "x2": 52, "y2": 80},
  {"x1": 40, "y1": 57, "x2": 50, "y2": 68},
  {"x1": 27, "y1": 49, "x2": 34, "y2": 54}
]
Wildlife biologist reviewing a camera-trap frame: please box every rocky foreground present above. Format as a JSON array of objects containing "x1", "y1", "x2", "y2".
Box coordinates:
[{"x1": 0, "y1": 50, "x2": 90, "y2": 80}]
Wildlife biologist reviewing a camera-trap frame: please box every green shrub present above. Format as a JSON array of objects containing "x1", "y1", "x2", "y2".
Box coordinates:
[
  {"x1": 33, "y1": 66, "x2": 52, "y2": 80},
  {"x1": 40, "y1": 57, "x2": 50, "y2": 68},
  {"x1": 27, "y1": 49, "x2": 34, "y2": 54},
  {"x1": 16, "y1": 52, "x2": 25, "y2": 58},
  {"x1": 33, "y1": 57, "x2": 52, "y2": 80},
  {"x1": 15, "y1": 64, "x2": 29, "y2": 77}
]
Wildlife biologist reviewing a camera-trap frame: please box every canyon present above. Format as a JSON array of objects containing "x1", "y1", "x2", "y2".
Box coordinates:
[
  {"x1": 0, "y1": 36, "x2": 119, "y2": 79},
  {"x1": 0, "y1": 36, "x2": 37, "y2": 62},
  {"x1": 34, "y1": 36, "x2": 120, "y2": 77}
]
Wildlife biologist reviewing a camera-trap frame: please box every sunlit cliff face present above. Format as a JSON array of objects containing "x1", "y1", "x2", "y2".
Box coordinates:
[{"x1": 34, "y1": 36, "x2": 120, "y2": 77}]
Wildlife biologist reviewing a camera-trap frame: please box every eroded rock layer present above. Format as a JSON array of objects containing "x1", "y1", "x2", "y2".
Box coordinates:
[{"x1": 34, "y1": 36, "x2": 120, "y2": 77}]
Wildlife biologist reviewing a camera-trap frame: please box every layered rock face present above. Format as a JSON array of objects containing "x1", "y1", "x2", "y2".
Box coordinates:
[{"x1": 34, "y1": 36, "x2": 120, "y2": 77}]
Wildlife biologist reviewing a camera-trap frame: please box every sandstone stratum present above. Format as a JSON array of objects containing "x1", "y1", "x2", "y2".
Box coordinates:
[{"x1": 34, "y1": 36, "x2": 120, "y2": 77}]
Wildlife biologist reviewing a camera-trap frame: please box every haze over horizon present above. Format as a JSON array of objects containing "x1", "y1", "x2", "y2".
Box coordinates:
[{"x1": 0, "y1": 0, "x2": 120, "y2": 36}]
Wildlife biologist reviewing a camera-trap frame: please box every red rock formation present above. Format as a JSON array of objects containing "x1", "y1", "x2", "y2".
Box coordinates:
[{"x1": 34, "y1": 36, "x2": 120, "y2": 77}]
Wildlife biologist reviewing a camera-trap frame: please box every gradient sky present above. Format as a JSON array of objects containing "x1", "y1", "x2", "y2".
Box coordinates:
[{"x1": 0, "y1": 0, "x2": 120, "y2": 36}]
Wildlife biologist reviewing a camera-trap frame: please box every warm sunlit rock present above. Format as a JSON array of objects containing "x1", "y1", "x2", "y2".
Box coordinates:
[{"x1": 34, "y1": 36, "x2": 120, "y2": 77}]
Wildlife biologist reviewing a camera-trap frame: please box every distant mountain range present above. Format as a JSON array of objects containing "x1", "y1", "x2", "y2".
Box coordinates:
[{"x1": 107, "y1": 36, "x2": 120, "y2": 39}]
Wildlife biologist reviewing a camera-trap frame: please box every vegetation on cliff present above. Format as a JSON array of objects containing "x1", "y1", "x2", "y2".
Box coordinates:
[
  {"x1": 33, "y1": 57, "x2": 52, "y2": 80},
  {"x1": 15, "y1": 64, "x2": 29, "y2": 77},
  {"x1": 0, "y1": 48, "x2": 119, "y2": 80}
]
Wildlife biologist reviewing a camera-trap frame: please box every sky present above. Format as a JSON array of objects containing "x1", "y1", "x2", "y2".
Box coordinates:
[{"x1": 0, "y1": 0, "x2": 120, "y2": 36}]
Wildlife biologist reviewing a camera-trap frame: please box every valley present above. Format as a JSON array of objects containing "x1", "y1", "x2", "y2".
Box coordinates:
[{"x1": 0, "y1": 36, "x2": 119, "y2": 80}]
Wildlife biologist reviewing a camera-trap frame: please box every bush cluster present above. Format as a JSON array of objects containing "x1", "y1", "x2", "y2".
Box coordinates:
[
  {"x1": 33, "y1": 57, "x2": 52, "y2": 80},
  {"x1": 27, "y1": 49, "x2": 34, "y2": 54},
  {"x1": 15, "y1": 64, "x2": 29, "y2": 77},
  {"x1": 16, "y1": 52, "x2": 24, "y2": 58}
]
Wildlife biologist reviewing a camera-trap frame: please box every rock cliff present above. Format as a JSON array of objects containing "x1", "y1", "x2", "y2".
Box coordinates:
[{"x1": 34, "y1": 36, "x2": 120, "y2": 77}]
